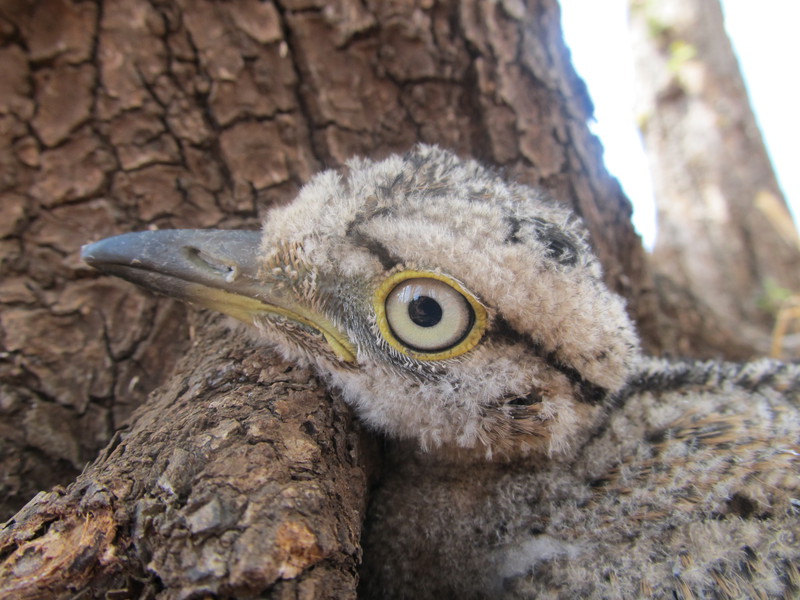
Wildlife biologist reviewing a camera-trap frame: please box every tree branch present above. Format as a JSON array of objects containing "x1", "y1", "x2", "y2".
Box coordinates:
[{"x1": 1, "y1": 313, "x2": 367, "y2": 599}]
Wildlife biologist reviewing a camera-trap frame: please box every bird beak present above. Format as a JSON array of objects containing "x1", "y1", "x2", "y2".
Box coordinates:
[{"x1": 81, "y1": 230, "x2": 356, "y2": 362}]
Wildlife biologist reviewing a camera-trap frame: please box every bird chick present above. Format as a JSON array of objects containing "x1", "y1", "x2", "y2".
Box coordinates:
[{"x1": 82, "y1": 146, "x2": 800, "y2": 599}]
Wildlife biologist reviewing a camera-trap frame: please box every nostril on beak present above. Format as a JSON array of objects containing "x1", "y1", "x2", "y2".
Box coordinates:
[{"x1": 184, "y1": 246, "x2": 241, "y2": 282}]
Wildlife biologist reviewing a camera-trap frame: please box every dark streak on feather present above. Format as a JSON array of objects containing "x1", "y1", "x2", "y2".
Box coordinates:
[
  {"x1": 488, "y1": 316, "x2": 609, "y2": 405},
  {"x1": 345, "y1": 209, "x2": 402, "y2": 272}
]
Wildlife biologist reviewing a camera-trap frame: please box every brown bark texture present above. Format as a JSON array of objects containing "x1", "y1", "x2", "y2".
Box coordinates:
[
  {"x1": 1, "y1": 0, "x2": 657, "y2": 597},
  {"x1": 629, "y1": 0, "x2": 800, "y2": 358},
  {"x1": 1, "y1": 313, "x2": 366, "y2": 599}
]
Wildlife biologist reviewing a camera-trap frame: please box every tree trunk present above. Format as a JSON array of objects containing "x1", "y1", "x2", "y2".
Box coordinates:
[
  {"x1": 2, "y1": 0, "x2": 658, "y2": 597},
  {"x1": 629, "y1": 0, "x2": 800, "y2": 357}
]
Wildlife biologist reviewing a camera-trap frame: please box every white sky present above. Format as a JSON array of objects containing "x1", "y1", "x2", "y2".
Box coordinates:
[{"x1": 559, "y1": 0, "x2": 800, "y2": 249}]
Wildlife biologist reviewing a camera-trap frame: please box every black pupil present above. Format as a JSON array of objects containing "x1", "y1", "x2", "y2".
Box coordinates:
[{"x1": 408, "y1": 296, "x2": 442, "y2": 328}]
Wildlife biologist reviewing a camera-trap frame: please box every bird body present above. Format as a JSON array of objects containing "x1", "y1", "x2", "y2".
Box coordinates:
[
  {"x1": 361, "y1": 358, "x2": 800, "y2": 598},
  {"x1": 82, "y1": 146, "x2": 800, "y2": 599}
]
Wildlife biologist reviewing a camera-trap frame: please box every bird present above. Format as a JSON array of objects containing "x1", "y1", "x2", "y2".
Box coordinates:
[{"x1": 82, "y1": 145, "x2": 800, "y2": 599}]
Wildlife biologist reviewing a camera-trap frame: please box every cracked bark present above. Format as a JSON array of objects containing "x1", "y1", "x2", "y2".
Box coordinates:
[
  {"x1": 1, "y1": 314, "x2": 367, "y2": 599},
  {"x1": 2, "y1": 0, "x2": 665, "y2": 597}
]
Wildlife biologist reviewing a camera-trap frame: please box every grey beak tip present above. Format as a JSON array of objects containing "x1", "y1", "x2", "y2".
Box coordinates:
[
  {"x1": 81, "y1": 236, "x2": 123, "y2": 268},
  {"x1": 81, "y1": 241, "x2": 99, "y2": 264}
]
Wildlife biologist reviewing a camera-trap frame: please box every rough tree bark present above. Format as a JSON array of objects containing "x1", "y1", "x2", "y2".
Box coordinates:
[
  {"x1": 1, "y1": 313, "x2": 367, "y2": 599},
  {"x1": 629, "y1": 0, "x2": 800, "y2": 358},
  {"x1": 2, "y1": 0, "x2": 659, "y2": 597}
]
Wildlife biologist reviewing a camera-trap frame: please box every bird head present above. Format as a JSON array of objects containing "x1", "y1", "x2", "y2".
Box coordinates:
[{"x1": 82, "y1": 146, "x2": 640, "y2": 460}]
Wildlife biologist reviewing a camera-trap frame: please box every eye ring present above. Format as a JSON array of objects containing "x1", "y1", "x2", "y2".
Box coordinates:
[{"x1": 373, "y1": 271, "x2": 488, "y2": 360}]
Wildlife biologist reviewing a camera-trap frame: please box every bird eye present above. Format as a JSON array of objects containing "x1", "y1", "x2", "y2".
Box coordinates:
[
  {"x1": 374, "y1": 271, "x2": 487, "y2": 360},
  {"x1": 386, "y1": 279, "x2": 471, "y2": 350}
]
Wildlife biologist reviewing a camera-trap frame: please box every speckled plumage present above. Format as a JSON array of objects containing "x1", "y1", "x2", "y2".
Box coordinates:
[
  {"x1": 83, "y1": 146, "x2": 800, "y2": 599},
  {"x1": 361, "y1": 358, "x2": 800, "y2": 599}
]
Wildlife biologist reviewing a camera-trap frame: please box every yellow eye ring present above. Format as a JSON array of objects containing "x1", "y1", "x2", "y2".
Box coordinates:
[{"x1": 373, "y1": 270, "x2": 488, "y2": 360}]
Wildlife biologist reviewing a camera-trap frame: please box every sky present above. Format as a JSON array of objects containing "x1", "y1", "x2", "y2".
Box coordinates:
[{"x1": 559, "y1": 0, "x2": 800, "y2": 249}]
